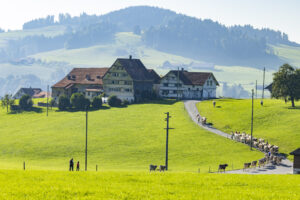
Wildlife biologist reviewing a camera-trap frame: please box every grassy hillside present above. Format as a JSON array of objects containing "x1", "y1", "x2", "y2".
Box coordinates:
[
  {"x1": 0, "y1": 101, "x2": 262, "y2": 171},
  {"x1": 197, "y1": 99, "x2": 300, "y2": 158},
  {"x1": 0, "y1": 170, "x2": 299, "y2": 199},
  {"x1": 272, "y1": 44, "x2": 300, "y2": 67}
]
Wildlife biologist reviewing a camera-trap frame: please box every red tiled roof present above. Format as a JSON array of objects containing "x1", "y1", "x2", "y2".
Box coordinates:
[{"x1": 52, "y1": 68, "x2": 109, "y2": 88}]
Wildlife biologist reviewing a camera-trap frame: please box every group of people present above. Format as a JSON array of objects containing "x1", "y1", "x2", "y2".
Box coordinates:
[{"x1": 69, "y1": 158, "x2": 80, "y2": 171}]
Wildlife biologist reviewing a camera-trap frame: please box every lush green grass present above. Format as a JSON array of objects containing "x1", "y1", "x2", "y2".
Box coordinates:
[
  {"x1": 0, "y1": 101, "x2": 262, "y2": 171},
  {"x1": 0, "y1": 170, "x2": 299, "y2": 199},
  {"x1": 198, "y1": 99, "x2": 300, "y2": 158}
]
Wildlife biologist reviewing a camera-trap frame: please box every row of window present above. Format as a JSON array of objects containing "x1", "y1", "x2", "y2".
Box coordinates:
[
  {"x1": 207, "y1": 80, "x2": 213, "y2": 86},
  {"x1": 109, "y1": 80, "x2": 133, "y2": 85},
  {"x1": 163, "y1": 83, "x2": 182, "y2": 87},
  {"x1": 110, "y1": 72, "x2": 128, "y2": 77},
  {"x1": 108, "y1": 88, "x2": 133, "y2": 92},
  {"x1": 161, "y1": 88, "x2": 202, "y2": 95}
]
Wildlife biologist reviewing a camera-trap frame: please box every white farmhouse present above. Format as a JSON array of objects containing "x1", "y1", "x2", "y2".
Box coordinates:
[{"x1": 159, "y1": 70, "x2": 219, "y2": 99}]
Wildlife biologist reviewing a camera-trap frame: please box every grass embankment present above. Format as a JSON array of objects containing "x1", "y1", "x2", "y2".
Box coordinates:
[
  {"x1": 198, "y1": 99, "x2": 300, "y2": 158},
  {"x1": 0, "y1": 170, "x2": 299, "y2": 200},
  {"x1": 0, "y1": 101, "x2": 262, "y2": 171}
]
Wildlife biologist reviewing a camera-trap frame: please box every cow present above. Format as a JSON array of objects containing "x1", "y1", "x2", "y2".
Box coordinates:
[
  {"x1": 149, "y1": 164, "x2": 157, "y2": 172},
  {"x1": 218, "y1": 164, "x2": 228, "y2": 173},
  {"x1": 251, "y1": 161, "x2": 257, "y2": 169},
  {"x1": 258, "y1": 158, "x2": 266, "y2": 167},
  {"x1": 159, "y1": 165, "x2": 166, "y2": 172},
  {"x1": 243, "y1": 163, "x2": 251, "y2": 171}
]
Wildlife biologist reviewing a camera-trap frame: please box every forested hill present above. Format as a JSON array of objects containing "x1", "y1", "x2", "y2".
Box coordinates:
[{"x1": 0, "y1": 6, "x2": 299, "y2": 68}]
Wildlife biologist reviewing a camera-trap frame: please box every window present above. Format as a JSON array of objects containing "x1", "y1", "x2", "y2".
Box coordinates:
[
  {"x1": 173, "y1": 90, "x2": 177, "y2": 94},
  {"x1": 163, "y1": 83, "x2": 168, "y2": 87},
  {"x1": 162, "y1": 90, "x2": 169, "y2": 95}
]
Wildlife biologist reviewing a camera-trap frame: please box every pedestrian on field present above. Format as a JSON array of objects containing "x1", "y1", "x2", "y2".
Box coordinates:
[
  {"x1": 69, "y1": 158, "x2": 74, "y2": 171},
  {"x1": 76, "y1": 161, "x2": 80, "y2": 171},
  {"x1": 213, "y1": 101, "x2": 216, "y2": 108},
  {"x1": 260, "y1": 100, "x2": 263, "y2": 106}
]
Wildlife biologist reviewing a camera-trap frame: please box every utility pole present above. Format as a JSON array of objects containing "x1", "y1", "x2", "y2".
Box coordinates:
[
  {"x1": 255, "y1": 80, "x2": 257, "y2": 99},
  {"x1": 85, "y1": 106, "x2": 88, "y2": 171},
  {"x1": 262, "y1": 67, "x2": 265, "y2": 100},
  {"x1": 177, "y1": 67, "x2": 179, "y2": 101},
  {"x1": 251, "y1": 89, "x2": 254, "y2": 150},
  {"x1": 164, "y1": 112, "x2": 174, "y2": 171},
  {"x1": 46, "y1": 85, "x2": 49, "y2": 117}
]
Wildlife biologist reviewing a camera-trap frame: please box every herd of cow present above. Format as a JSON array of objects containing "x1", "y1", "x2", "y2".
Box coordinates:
[
  {"x1": 149, "y1": 164, "x2": 167, "y2": 172},
  {"x1": 231, "y1": 131, "x2": 279, "y2": 154},
  {"x1": 217, "y1": 131, "x2": 283, "y2": 173}
]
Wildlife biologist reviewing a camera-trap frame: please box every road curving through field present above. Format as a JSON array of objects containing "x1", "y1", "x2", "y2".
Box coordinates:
[{"x1": 184, "y1": 100, "x2": 293, "y2": 174}]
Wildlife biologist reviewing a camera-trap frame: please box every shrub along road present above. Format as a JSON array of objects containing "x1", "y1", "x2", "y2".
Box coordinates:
[{"x1": 184, "y1": 100, "x2": 293, "y2": 174}]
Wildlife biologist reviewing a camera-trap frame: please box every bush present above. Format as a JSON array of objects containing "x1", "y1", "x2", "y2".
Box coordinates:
[
  {"x1": 122, "y1": 99, "x2": 129, "y2": 106},
  {"x1": 92, "y1": 96, "x2": 102, "y2": 109},
  {"x1": 58, "y1": 95, "x2": 70, "y2": 111},
  {"x1": 84, "y1": 98, "x2": 91, "y2": 109},
  {"x1": 49, "y1": 99, "x2": 56, "y2": 109},
  {"x1": 70, "y1": 93, "x2": 86, "y2": 110},
  {"x1": 99, "y1": 93, "x2": 106, "y2": 98},
  {"x1": 19, "y1": 94, "x2": 33, "y2": 110},
  {"x1": 108, "y1": 95, "x2": 122, "y2": 107}
]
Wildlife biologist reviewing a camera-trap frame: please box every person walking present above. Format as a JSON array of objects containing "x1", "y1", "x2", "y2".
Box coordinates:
[
  {"x1": 69, "y1": 158, "x2": 74, "y2": 171},
  {"x1": 213, "y1": 101, "x2": 216, "y2": 108},
  {"x1": 76, "y1": 161, "x2": 80, "y2": 171}
]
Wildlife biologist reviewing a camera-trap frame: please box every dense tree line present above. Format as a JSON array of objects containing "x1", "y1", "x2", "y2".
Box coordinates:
[{"x1": 142, "y1": 16, "x2": 283, "y2": 67}]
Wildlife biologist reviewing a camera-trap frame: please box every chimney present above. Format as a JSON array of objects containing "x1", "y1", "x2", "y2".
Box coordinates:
[
  {"x1": 129, "y1": 55, "x2": 132, "y2": 60},
  {"x1": 181, "y1": 68, "x2": 184, "y2": 71}
]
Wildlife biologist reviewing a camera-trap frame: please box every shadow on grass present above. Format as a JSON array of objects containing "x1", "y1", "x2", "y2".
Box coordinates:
[
  {"x1": 9, "y1": 106, "x2": 43, "y2": 114},
  {"x1": 139, "y1": 99, "x2": 177, "y2": 105},
  {"x1": 287, "y1": 106, "x2": 300, "y2": 110},
  {"x1": 55, "y1": 105, "x2": 112, "y2": 112}
]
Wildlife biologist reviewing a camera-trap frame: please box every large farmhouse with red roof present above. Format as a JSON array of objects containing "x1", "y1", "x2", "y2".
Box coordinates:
[{"x1": 52, "y1": 56, "x2": 219, "y2": 102}]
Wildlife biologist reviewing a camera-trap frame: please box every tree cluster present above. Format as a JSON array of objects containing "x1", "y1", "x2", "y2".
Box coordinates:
[{"x1": 271, "y1": 64, "x2": 300, "y2": 107}]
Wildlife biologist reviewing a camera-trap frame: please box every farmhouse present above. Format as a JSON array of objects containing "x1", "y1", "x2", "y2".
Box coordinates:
[
  {"x1": 52, "y1": 68, "x2": 109, "y2": 102},
  {"x1": 159, "y1": 69, "x2": 219, "y2": 99},
  {"x1": 102, "y1": 56, "x2": 159, "y2": 102},
  {"x1": 290, "y1": 148, "x2": 300, "y2": 174},
  {"x1": 13, "y1": 87, "x2": 46, "y2": 99}
]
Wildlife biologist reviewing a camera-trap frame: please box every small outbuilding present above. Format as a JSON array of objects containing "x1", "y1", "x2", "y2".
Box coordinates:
[{"x1": 290, "y1": 148, "x2": 300, "y2": 174}]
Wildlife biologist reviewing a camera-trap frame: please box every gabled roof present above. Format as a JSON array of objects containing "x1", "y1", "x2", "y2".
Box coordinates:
[
  {"x1": 290, "y1": 148, "x2": 300, "y2": 156},
  {"x1": 148, "y1": 69, "x2": 161, "y2": 84},
  {"x1": 265, "y1": 83, "x2": 273, "y2": 92},
  {"x1": 15, "y1": 88, "x2": 42, "y2": 96},
  {"x1": 112, "y1": 58, "x2": 153, "y2": 81},
  {"x1": 52, "y1": 68, "x2": 109, "y2": 88},
  {"x1": 164, "y1": 70, "x2": 219, "y2": 86}
]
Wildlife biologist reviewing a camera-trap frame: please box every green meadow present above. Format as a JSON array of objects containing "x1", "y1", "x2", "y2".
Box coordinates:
[
  {"x1": 0, "y1": 170, "x2": 299, "y2": 200},
  {"x1": 198, "y1": 99, "x2": 300, "y2": 159},
  {"x1": 0, "y1": 101, "x2": 262, "y2": 172}
]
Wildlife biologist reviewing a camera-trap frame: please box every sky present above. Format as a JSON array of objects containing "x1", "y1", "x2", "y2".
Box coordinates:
[{"x1": 1, "y1": 0, "x2": 300, "y2": 43}]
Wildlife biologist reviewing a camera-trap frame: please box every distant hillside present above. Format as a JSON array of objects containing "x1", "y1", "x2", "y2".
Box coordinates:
[
  {"x1": 1, "y1": 6, "x2": 300, "y2": 97},
  {"x1": 0, "y1": 6, "x2": 298, "y2": 67}
]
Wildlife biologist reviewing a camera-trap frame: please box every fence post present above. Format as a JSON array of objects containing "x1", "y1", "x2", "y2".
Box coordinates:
[{"x1": 23, "y1": 161, "x2": 25, "y2": 170}]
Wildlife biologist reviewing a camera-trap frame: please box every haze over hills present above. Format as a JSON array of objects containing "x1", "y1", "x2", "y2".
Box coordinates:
[{"x1": 0, "y1": 6, "x2": 300, "y2": 97}]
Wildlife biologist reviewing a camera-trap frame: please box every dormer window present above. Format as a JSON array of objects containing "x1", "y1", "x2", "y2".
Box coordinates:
[
  {"x1": 96, "y1": 75, "x2": 101, "y2": 79},
  {"x1": 72, "y1": 75, "x2": 76, "y2": 79},
  {"x1": 86, "y1": 74, "x2": 91, "y2": 80}
]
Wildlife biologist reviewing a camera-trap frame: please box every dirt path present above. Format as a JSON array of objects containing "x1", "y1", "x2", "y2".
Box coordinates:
[{"x1": 184, "y1": 100, "x2": 293, "y2": 174}]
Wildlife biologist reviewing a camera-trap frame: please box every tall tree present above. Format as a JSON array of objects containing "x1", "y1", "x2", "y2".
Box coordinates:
[
  {"x1": 1, "y1": 94, "x2": 15, "y2": 112},
  {"x1": 272, "y1": 64, "x2": 300, "y2": 107}
]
